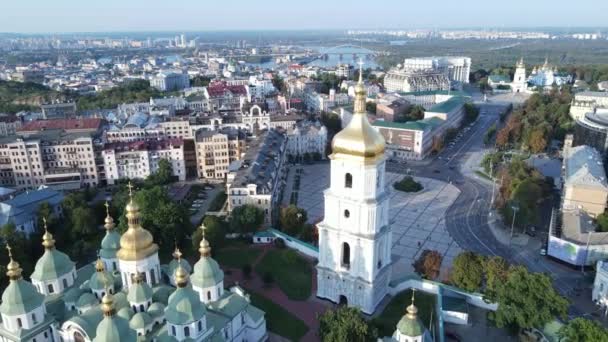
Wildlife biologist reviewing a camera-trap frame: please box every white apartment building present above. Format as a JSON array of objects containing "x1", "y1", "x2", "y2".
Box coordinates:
[
  {"x1": 570, "y1": 92, "x2": 608, "y2": 121},
  {"x1": 401, "y1": 56, "x2": 471, "y2": 84},
  {"x1": 384, "y1": 69, "x2": 450, "y2": 93},
  {"x1": 286, "y1": 121, "x2": 328, "y2": 159},
  {"x1": 0, "y1": 130, "x2": 100, "y2": 190},
  {"x1": 195, "y1": 128, "x2": 246, "y2": 180},
  {"x1": 0, "y1": 116, "x2": 21, "y2": 137},
  {"x1": 226, "y1": 129, "x2": 287, "y2": 224},
  {"x1": 150, "y1": 71, "x2": 189, "y2": 91},
  {"x1": 103, "y1": 138, "x2": 186, "y2": 185}
]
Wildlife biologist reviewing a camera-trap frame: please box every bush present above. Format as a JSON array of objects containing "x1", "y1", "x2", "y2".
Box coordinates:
[
  {"x1": 412, "y1": 250, "x2": 442, "y2": 280},
  {"x1": 393, "y1": 176, "x2": 423, "y2": 193},
  {"x1": 262, "y1": 272, "x2": 274, "y2": 286},
  {"x1": 242, "y1": 264, "x2": 252, "y2": 278},
  {"x1": 208, "y1": 191, "x2": 227, "y2": 211},
  {"x1": 274, "y1": 238, "x2": 286, "y2": 249}
]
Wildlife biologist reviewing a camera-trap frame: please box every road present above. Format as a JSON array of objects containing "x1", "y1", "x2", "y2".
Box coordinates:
[{"x1": 387, "y1": 102, "x2": 587, "y2": 316}]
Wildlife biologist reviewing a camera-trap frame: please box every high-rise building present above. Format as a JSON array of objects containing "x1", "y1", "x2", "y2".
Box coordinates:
[{"x1": 316, "y1": 68, "x2": 392, "y2": 314}]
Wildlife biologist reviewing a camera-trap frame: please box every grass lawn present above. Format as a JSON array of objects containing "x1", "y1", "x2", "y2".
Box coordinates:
[
  {"x1": 249, "y1": 291, "x2": 309, "y2": 341},
  {"x1": 370, "y1": 289, "x2": 436, "y2": 337},
  {"x1": 215, "y1": 243, "x2": 262, "y2": 269},
  {"x1": 255, "y1": 249, "x2": 312, "y2": 301}
]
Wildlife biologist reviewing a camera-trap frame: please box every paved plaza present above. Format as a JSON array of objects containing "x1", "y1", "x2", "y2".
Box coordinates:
[{"x1": 284, "y1": 163, "x2": 463, "y2": 279}]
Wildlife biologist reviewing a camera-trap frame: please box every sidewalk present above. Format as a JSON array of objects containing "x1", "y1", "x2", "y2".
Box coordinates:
[{"x1": 487, "y1": 210, "x2": 529, "y2": 247}]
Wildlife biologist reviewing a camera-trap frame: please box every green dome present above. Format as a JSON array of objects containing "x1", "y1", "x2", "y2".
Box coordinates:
[
  {"x1": 113, "y1": 292, "x2": 130, "y2": 311},
  {"x1": 89, "y1": 270, "x2": 114, "y2": 291},
  {"x1": 165, "y1": 286, "x2": 206, "y2": 325},
  {"x1": 396, "y1": 304, "x2": 425, "y2": 337},
  {"x1": 147, "y1": 302, "x2": 165, "y2": 318},
  {"x1": 0, "y1": 279, "x2": 45, "y2": 315},
  {"x1": 130, "y1": 312, "x2": 152, "y2": 330},
  {"x1": 128, "y1": 281, "x2": 153, "y2": 304},
  {"x1": 65, "y1": 287, "x2": 85, "y2": 304},
  {"x1": 168, "y1": 258, "x2": 192, "y2": 280},
  {"x1": 93, "y1": 315, "x2": 137, "y2": 342},
  {"x1": 76, "y1": 293, "x2": 98, "y2": 309},
  {"x1": 116, "y1": 307, "x2": 134, "y2": 320},
  {"x1": 191, "y1": 257, "x2": 223, "y2": 288},
  {"x1": 31, "y1": 248, "x2": 75, "y2": 282},
  {"x1": 99, "y1": 231, "x2": 121, "y2": 259}
]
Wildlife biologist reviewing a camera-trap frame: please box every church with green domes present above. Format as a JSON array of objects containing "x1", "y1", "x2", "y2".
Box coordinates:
[{"x1": 0, "y1": 188, "x2": 267, "y2": 342}]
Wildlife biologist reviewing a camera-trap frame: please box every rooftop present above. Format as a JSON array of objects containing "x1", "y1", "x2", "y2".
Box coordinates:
[
  {"x1": 560, "y1": 209, "x2": 608, "y2": 245},
  {"x1": 563, "y1": 145, "x2": 608, "y2": 189},
  {"x1": 373, "y1": 117, "x2": 444, "y2": 132},
  {"x1": 18, "y1": 118, "x2": 103, "y2": 133},
  {"x1": 427, "y1": 96, "x2": 468, "y2": 113},
  {"x1": 103, "y1": 137, "x2": 183, "y2": 152}
]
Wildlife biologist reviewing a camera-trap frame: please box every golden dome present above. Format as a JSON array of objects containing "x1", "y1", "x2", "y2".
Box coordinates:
[
  {"x1": 331, "y1": 60, "x2": 385, "y2": 161},
  {"x1": 174, "y1": 263, "x2": 189, "y2": 288},
  {"x1": 101, "y1": 291, "x2": 115, "y2": 316},
  {"x1": 104, "y1": 201, "x2": 115, "y2": 230},
  {"x1": 5, "y1": 245, "x2": 22, "y2": 280},
  {"x1": 95, "y1": 258, "x2": 105, "y2": 272},
  {"x1": 116, "y1": 185, "x2": 159, "y2": 262},
  {"x1": 41, "y1": 218, "x2": 55, "y2": 250},
  {"x1": 198, "y1": 223, "x2": 211, "y2": 257}
]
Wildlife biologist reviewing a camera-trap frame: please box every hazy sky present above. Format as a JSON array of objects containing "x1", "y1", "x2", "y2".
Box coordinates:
[{"x1": 2, "y1": 0, "x2": 607, "y2": 33}]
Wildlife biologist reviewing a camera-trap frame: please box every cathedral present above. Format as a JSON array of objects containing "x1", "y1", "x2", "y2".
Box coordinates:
[
  {"x1": 0, "y1": 186, "x2": 267, "y2": 342},
  {"x1": 316, "y1": 64, "x2": 393, "y2": 315}
]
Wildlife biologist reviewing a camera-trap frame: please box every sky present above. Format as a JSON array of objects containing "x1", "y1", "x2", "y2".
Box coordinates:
[{"x1": 1, "y1": 0, "x2": 607, "y2": 33}]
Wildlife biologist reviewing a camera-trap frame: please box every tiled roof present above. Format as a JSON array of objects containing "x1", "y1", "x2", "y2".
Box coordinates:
[
  {"x1": 428, "y1": 96, "x2": 468, "y2": 113},
  {"x1": 19, "y1": 118, "x2": 102, "y2": 132},
  {"x1": 564, "y1": 145, "x2": 608, "y2": 188},
  {"x1": 103, "y1": 138, "x2": 183, "y2": 152}
]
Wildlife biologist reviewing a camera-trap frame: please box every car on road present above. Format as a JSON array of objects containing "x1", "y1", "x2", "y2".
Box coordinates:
[{"x1": 540, "y1": 248, "x2": 547, "y2": 256}]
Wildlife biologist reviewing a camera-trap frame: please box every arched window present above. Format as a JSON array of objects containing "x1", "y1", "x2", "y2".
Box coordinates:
[
  {"x1": 207, "y1": 291, "x2": 211, "y2": 301},
  {"x1": 47, "y1": 284, "x2": 54, "y2": 294},
  {"x1": 62, "y1": 278, "x2": 68, "y2": 289},
  {"x1": 32, "y1": 313, "x2": 37, "y2": 324},
  {"x1": 139, "y1": 304, "x2": 144, "y2": 312},
  {"x1": 344, "y1": 210, "x2": 350, "y2": 218},
  {"x1": 17, "y1": 318, "x2": 22, "y2": 328},
  {"x1": 345, "y1": 173, "x2": 352, "y2": 188},
  {"x1": 341, "y1": 242, "x2": 350, "y2": 268},
  {"x1": 150, "y1": 271, "x2": 156, "y2": 285},
  {"x1": 198, "y1": 320, "x2": 203, "y2": 332},
  {"x1": 171, "y1": 325, "x2": 176, "y2": 336},
  {"x1": 184, "y1": 326, "x2": 190, "y2": 337}
]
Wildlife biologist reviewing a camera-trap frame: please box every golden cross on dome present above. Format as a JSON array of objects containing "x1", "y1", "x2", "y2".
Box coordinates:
[
  {"x1": 200, "y1": 222, "x2": 207, "y2": 239},
  {"x1": 5, "y1": 244, "x2": 12, "y2": 259},
  {"x1": 127, "y1": 181, "x2": 134, "y2": 199},
  {"x1": 104, "y1": 201, "x2": 110, "y2": 216},
  {"x1": 42, "y1": 217, "x2": 48, "y2": 231},
  {"x1": 357, "y1": 58, "x2": 364, "y2": 82}
]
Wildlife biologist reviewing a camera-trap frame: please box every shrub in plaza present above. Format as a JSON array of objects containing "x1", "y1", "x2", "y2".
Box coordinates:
[{"x1": 393, "y1": 176, "x2": 423, "y2": 193}]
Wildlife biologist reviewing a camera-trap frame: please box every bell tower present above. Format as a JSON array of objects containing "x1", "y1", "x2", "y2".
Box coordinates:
[
  {"x1": 512, "y1": 58, "x2": 527, "y2": 93},
  {"x1": 316, "y1": 60, "x2": 392, "y2": 314}
]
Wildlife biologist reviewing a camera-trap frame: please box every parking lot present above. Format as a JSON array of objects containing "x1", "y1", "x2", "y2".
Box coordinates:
[{"x1": 289, "y1": 163, "x2": 463, "y2": 278}]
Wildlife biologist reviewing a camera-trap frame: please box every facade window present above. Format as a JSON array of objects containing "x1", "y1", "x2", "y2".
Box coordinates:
[
  {"x1": 198, "y1": 320, "x2": 203, "y2": 332},
  {"x1": 171, "y1": 325, "x2": 176, "y2": 336},
  {"x1": 345, "y1": 173, "x2": 352, "y2": 188},
  {"x1": 184, "y1": 326, "x2": 190, "y2": 337},
  {"x1": 207, "y1": 291, "x2": 211, "y2": 301},
  {"x1": 47, "y1": 284, "x2": 54, "y2": 294},
  {"x1": 17, "y1": 318, "x2": 22, "y2": 328},
  {"x1": 63, "y1": 278, "x2": 68, "y2": 289},
  {"x1": 32, "y1": 313, "x2": 37, "y2": 324},
  {"x1": 341, "y1": 242, "x2": 350, "y2": 268},
  {"x1": 344, "y1": 210, "x2": 350, "y2": 218}
]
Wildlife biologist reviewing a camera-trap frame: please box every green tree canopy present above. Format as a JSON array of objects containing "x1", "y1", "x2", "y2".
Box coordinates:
[
  {"x1": 229, "y1": 205, "x2": 265, "y2": 234},
  {"x1": 279, "y1": 205, "x2": 308, "y2": 236},
  {"x1": 318, "y1": 306, "x2": 377, "y2": 342},
  {"x1": 192, "y1": 216, "x2": 227, "y2": 253},
  {"x1": 450, "y1": 251, "x2": 485, "y2": 292},
  {"x1": 489, "y1": 265, "x2": 568, "y2": 330},
  {"x1": 558, "y1": 317, "x2": 608, "y2": 342},
  {"x1": 145, "y1": 158, "x2": 173, "y2": 187}
]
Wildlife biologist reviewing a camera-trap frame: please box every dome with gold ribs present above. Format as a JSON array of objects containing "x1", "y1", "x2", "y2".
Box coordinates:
[
  {"x1": 116, "y1": 184, "x2": 158, "y2": 262},
  {"x1": 331, "y1": 60, "x2": 385, "y2": 161}
]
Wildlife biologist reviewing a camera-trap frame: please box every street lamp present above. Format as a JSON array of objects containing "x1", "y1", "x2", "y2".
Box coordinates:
[{"x1": 510, "y1": 203, "x2": 519, "y2": 245}]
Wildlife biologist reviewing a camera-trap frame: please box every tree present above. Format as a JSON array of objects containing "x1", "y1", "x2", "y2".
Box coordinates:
[
  {"x1": 489, "y1": 266, "x2": 568, "y2": 330},
  {"x1": 318, "y1": 306, "x2": 377, "y2": 342},
  {"x1": 192, "y1": 216, "x2": 227, "y2": 252},
  {"x1": 464, "y1": 103, "x2": 480, "y2": 124},
  {"x1": 527, "y1": 129, "x2": 547, "y2": 153},
  {"x1": 558, "y1": 318, "x2": 608, "y2": 342},
  {"x1": 483, "y1": 256, "x2": 510, "y2": 302},
  {"x1": 271, "y1": 74, "x2": 286, "y2": 93},
  {"x1": 320, "y1": 112, "x2": 342, "y2": 136},
  {"x1": 145, "y1": 158, "x2": 173, "y2": 186},
  {"x1": 412, "y1": 249, "x2": 442, "y2": 280},
  {"x1": 393, "y1": 176, "x2": 423, "y2": 193},
  {"x1": 596, "y1": 211, "x2": 608, "y2": 232},
  {"x1": 279, "y1": 205, "x2": 308, "y2": 236},
  {"x1": 229, "y1": 205, "x2": 265, "y2": 234},
  {"x1": 190, "y1": 75, "x2": 212, "y2": 87},
  {"x1": 450, "y1": 252, "x2": 484, "y2": 292}
]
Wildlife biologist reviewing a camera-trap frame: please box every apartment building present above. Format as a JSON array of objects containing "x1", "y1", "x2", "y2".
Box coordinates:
[
  {"x1": 0, "y1": 130, "x2": 100, "y2": 190},
  {"x1": 226, "y1": 129, "x2": 288, "y2": 224},
  {"x1": 195, "y1": 128, "x2": 246, "y2": 180},
  {"x1": 286, "y1": 120, "x2": 328, "y2": 159},
  {"x1": 102, "y1": 138, "x2": 186, "y2": 185}
]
